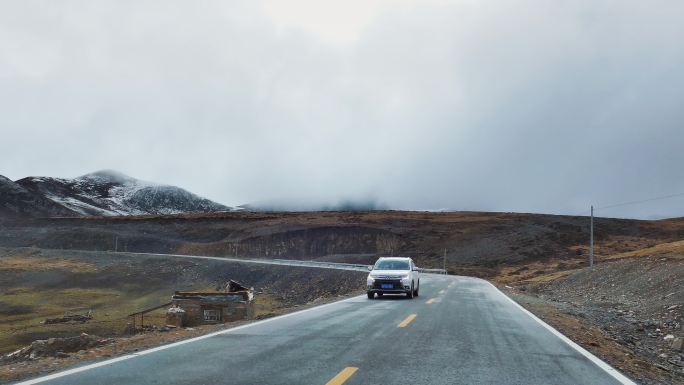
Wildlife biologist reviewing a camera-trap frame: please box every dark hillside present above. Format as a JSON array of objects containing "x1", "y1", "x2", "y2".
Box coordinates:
[
  {"x1": 2, "y1": 211, "x2": 684, "y2": 275},
  {"x1": 0, "y1": 175, "x2": 77, "y2": 217}
]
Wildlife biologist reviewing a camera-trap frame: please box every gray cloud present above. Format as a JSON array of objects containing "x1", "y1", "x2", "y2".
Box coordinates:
[{"x1": 1, "y1": 0, "x2": 683, "y2": 218}]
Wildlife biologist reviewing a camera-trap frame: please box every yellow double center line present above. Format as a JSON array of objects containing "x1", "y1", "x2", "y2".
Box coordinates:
[
  {"x1": 398, "y1": 313, "x2": 417, "y2": 328},
  {"x1": 327, "y1": 285, "x2": 451, "y2": 383},
  {"x1": 325, "y1": 313, "x2": 420, "y2": 383},
  {"x1": 327, "y1": 290, "x2": 446, "y2": 383},
  {"x1": 325, "y1": 367, "x2": 358, "y2": 385}
]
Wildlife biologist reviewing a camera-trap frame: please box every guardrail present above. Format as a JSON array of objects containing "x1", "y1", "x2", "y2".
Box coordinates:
[
  {"x1": 270, "y1": 259, "x2": 370, "y2": 271},
  {"x1": 270, "y1": 259, "x2": 448, "y2": 274},
  {"x1": 8, "y1": 247, "x2": 448, "y2": 274}
]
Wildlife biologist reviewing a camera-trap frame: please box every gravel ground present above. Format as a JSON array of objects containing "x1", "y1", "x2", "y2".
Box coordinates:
[{"x1": 505, "y1": 255, "x2": 683, "y2": 385}]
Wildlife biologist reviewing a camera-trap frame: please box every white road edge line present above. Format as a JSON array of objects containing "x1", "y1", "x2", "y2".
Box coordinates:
[
  {"x1": 485, "y1": 280, "x2": 637, "y2": 385},
  {"x1": 13, "y1": 294, "x2": 366, "y2": 385}
]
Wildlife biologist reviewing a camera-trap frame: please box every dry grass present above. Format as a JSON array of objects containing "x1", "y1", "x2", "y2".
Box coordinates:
[
  {"x1": 492, "y1": 258, "x2": 587, "y2": 284},
  {"x1": 494, "y1": 237, "x2": 684, "y2": 286},
  {"x1": 605, "y1": 239, "x2": 684, "y2": 260},
  {"x1": 518, "y1": 269, "x2": 579, "y2": 284},
  {"x1": 0, "y1": 255, "x2": 97, "y2": 272},
  {"x1": 0, "y1": 252, "x2": 190, "y2": 354},
  {"x1": 0, "y1": 286, "x2": 173, "y2": 353},
  {"x1": 0, "y1": 291, "x2": 289, "y2": 357}
]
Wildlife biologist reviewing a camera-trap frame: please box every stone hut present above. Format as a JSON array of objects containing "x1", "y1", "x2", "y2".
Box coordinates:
[{"x1": 166, "y1": 280, "x2": 255, "y2": 327}]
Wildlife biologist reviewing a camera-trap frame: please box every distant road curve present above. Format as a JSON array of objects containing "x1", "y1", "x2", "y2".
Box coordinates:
[
  {"x1": 4, "y1": 247, "x2": 371, "y2": 271},
  {"x1": 127, "y1": 252, "x2": 448, "y2": 274},
  {"x1": 5, "y1": 247, "x2": 448, "y2": 273}
]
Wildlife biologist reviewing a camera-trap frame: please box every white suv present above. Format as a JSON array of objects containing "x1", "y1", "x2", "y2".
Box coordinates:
[{"x1": 366, "y1": 257, "x2": 420, "y2": 299}]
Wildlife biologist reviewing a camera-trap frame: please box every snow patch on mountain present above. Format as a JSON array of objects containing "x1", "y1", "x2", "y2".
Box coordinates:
[
  {"x1": 0, "y1": 175, "x2": 78, "y2": 217},
  {"x1": 16, "y1": 170, "x2": 231, "y2": 216}
]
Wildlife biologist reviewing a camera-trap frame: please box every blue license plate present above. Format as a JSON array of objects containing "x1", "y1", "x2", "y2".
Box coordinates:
[{"x1": 381, "y1": 284, "x2": 393, "y2": 289}]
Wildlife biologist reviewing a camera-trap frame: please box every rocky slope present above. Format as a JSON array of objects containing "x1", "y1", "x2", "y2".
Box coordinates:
[
  {"x1": 3, "y1": 170, "x2": 230, "y2": 217},
  {"x1": 504, "y1": 247, "x2": 683, "y2": 385},
  {"x1": 0, "y1": 175, "x2": 78, "y2": 217}
]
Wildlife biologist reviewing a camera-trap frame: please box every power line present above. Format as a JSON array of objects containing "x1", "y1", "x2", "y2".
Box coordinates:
[
  {"x1": 596, "y1": 191, "x2": 684, "y2": 211},
  {"x1": 586, "y1": 191, "x2": 684, "y2": 270}
]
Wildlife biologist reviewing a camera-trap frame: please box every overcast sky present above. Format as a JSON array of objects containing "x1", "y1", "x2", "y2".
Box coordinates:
[{"x1": 1, "y1": 0, "x2": 684, "y2": 218}]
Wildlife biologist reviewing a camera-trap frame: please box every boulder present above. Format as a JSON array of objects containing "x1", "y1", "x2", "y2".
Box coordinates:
[
  {"x1": 1, "y1": 333, "x2": 109, "y2": 361},
  {"x1": 671, "y1": 337, "x2": 683, "y2": 352}
]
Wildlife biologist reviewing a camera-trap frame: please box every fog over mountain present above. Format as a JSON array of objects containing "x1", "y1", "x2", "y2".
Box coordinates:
[{"x1": 1, "y1": 1, "x2": 683, "y2": 218}]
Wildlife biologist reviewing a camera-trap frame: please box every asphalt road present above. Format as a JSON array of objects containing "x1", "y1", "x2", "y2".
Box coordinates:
[{"x1": 17, "y1": 274, "x2": 634, "y2": 385}]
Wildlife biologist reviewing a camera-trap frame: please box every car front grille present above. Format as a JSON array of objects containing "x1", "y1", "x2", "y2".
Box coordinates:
[
  {"x1": 375, "y1": 275, "x2": 403, "y2": 280},
  {"x1": 372, "y1": 279, "x2": 403, "y2": 290}
]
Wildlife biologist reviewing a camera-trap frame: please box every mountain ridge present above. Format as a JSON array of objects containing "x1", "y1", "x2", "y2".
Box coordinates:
[
  {"x1": 0, "y1": 175, "x2": 78, "y2": 217},
  {"x1": 1, "y1": 170, "x2": 231, "y2": 217}
]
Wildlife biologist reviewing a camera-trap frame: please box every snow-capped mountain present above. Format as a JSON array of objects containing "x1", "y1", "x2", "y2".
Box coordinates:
[{"x1": 11, "y1": 170, "x2": 231, "y2": 216}]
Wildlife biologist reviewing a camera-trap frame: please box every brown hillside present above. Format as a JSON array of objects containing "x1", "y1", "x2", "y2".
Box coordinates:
[{"x1": 2, "y1": 211, "x2": 684, "y2": 277}]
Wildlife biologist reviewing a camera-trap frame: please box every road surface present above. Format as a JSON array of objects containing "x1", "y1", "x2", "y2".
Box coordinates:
[{"x1": 16, "y1": 274, "x2": 634, "y2": 385}]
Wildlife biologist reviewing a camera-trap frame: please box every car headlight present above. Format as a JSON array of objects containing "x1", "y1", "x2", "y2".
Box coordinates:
[
  {"x1": 367, "y1": 276, "x2": 375, "y2": 284},
  {"x1": 400, "y1": 274, "x2": 410, "y2": 280}
]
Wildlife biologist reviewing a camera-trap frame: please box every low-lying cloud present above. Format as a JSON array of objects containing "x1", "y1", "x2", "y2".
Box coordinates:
[{"x1": 1, "y1": 0, "x2": 683, "y2": 219}]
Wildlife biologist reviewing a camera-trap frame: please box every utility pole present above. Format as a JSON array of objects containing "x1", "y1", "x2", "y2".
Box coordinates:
[
  {"x1": 589, "y1": 205, "x2": 594, "y2": 268},
  {"x1": 443, "y1": 248, "x2": 447, "y2": 274}
]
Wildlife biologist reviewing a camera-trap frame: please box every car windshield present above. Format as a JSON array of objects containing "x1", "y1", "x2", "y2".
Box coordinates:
[{"x1": 374, "y1": 260, "x2": 410, "y2": 270}]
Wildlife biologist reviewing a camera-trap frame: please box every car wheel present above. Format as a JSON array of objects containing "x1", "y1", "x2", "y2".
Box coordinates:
[
  {"x1": 407, "y1": 282, "x2": 414, "y2": 299},
  {"x1": 414, "y1": 281, "x2": 419, "y2": 297},
  {"x1": 367, "y1": 292, "x2": 374, "y2": 299}
]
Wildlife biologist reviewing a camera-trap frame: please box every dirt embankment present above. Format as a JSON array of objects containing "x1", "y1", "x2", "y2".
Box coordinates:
[
  {"x1": 0, "y1": 247, "x2": 366, "y2": 383},
  {"x1": 3, "y1": 211, "x2": 684, "y2": 275},
  {"x1": 501, "y1": 244, "x2": 683, "y2": 385}
]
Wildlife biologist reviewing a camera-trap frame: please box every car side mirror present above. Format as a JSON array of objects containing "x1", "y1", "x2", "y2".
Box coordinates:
[{"x1": 367, "y1": 265, "x2": 373, "y2": 271}]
